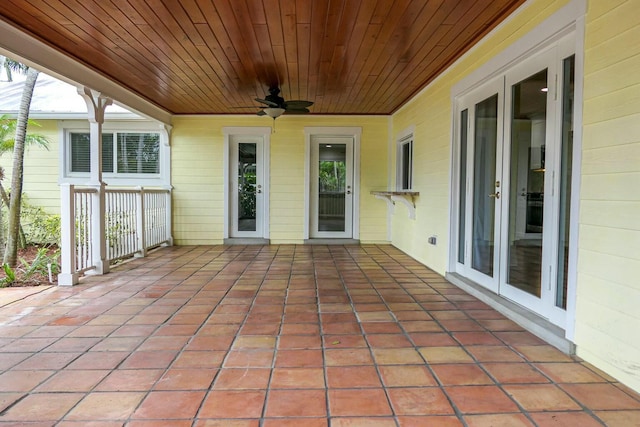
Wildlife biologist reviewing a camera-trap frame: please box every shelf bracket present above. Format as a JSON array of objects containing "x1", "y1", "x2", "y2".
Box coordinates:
[{"x1": 370, "y1": 191, "x2": 419, "y2": 220}]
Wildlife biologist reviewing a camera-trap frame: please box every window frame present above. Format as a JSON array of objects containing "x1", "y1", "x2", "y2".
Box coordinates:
[
  {"x1": 396, "y1": 128, "x2": 414, "y2": 191},
  {"x1": 59, "y1": 120, "x2": 170, "y2": 187}
]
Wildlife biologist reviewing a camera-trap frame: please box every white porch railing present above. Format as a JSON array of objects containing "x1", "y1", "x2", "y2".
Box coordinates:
[
  {"x1": 58, "y1": 184, "x2": 172, "y2": 285},
  {"x1": 318, "y1": 191, "x2": 346, "y2": 217}
]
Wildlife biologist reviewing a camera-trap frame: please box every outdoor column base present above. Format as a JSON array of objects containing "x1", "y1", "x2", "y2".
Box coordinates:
[{"x1": 57, "y1": 272, "x2": 79, "y2": 286}]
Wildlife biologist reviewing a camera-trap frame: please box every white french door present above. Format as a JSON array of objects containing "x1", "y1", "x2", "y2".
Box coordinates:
[
  {"x1": 454, "y1": 39, "x2": 576, "y2": 327},
  {"x1": 309, "y1": 136, "x2": 354, "y2": 239},
  {"x1": 456, "y1": 78, "x2": 505, "y2": 294},
  {"x1": 229, "y1": 136, "x2": 267, "y2": 238}
]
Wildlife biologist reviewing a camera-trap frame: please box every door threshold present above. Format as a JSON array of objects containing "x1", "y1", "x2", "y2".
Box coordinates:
[
  {"x1": 446, "y1": 272, "x2": 575, "y2": 355},
  {"x1": 224, "y1": 238, "x2": 270, "y2": 245},
  {"x1": 304, "y1": 239, "x2": 360, "y2": 245}
]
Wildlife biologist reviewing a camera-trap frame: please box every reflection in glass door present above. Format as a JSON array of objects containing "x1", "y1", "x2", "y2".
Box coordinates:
[
  {"x1": 230, "y1": 138, "x2": 264, "y2": 238},
  {"x1": 310, "y1": 137, "x2": 353, "y2": 238},
  {"x1": 555, "y1": 55, "x2": 575, "y2": 310},
  {"x1": 472, "y1": 94, "x2": 500, "y2": 279},
  {"x1": 237, "y1": 143, "x2": 257, "y2": 232},
  {"x1": 506, "y1": 69, "x2": 548, "y2": 298}
]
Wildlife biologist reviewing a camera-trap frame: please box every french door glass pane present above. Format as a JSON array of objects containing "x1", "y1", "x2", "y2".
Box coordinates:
[
  {"x1": 507, "y1": 69, "x2": 547, "y2": 297},
  {"x1": 458, "y1": 109, "x2": 468, "y2": 264},
  {"x1": 318, "y1": 144, "x2": 346, "y2": 232},
  {"x1": 556, "y1": 55, "x2": 575, "y2": 309},
  {"x1": 472, "y1": 95, "x2": 499, "y2": 277},
  {"x1": 237, "y1": 143, "x2": 257, "y2": 232}
]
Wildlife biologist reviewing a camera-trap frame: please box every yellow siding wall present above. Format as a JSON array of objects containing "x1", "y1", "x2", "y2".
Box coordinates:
[
  {"x1": 171, "y1": 115, "x2": 388, "y2": 245},
  {"x1": 574, "y1": 0, "x2": 640, "y2": 392},
  {"x1": 170, "y1": 117, "x2": 224, "y2": 245},
  {"x1": 0, "y1": 120, "x2": 60, "y2": 213}
]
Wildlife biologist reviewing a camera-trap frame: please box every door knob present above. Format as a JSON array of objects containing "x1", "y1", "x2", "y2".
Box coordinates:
[{"x1": 488, "y1": 192, "x2": 500, "y2": 199}]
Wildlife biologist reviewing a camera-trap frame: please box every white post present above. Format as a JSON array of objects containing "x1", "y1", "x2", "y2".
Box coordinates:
[
  {"x1": 78, "y1": 87, "x2": 112, "y2": 275},
  {"x1": 58, "y1": 184, "x2": 78, "y2": 286},
  {"x1": 135, "y1": 186, "x2": 146, "y2": 257},
  {"x1": 164, "y1": 187, "x2": 173, "y2": 246}
]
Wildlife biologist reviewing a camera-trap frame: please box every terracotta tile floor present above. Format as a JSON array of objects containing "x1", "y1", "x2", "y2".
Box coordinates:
[{"x1": 0, "y1": 244, "x2": 639, "y2": 426}]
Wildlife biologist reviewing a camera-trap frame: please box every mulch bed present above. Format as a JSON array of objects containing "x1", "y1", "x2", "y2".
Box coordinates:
[{"x1": 0, "y1": 245, "x2": 59, "y2": 287}]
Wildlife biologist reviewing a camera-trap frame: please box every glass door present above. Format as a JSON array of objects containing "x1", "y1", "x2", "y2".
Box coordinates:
[
  {"x1": 310, "y1": 137, "x2": 354, "y2": 238},
  {"x1": 500, "y1": 49, "x2": 576, "y2": 326},
  {"x1": 500, "y1": 65, "x2": 551, "y2": 310},
  {"x1": 230, "y1": 138, "x2": 265, "y2": 238},
  {"x1": 454, "y1": 40, "x2": 576, "y2": 328},
  {"x1": 456, "y1": 79, "x2": 504, "y2": 293}
]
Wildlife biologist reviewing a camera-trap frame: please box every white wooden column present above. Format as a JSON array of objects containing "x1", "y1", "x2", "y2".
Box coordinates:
[
  {"x1": 78, "y1": 87, "x2": 112, "y2": 275},
  {"x1": 58, "y1": 183, "x2": 77, "y2": 286}
]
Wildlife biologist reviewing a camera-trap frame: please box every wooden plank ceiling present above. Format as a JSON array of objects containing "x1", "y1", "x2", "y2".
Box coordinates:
[{"x1": 0, "y1": 0, "x2": 525, "y2": 115}]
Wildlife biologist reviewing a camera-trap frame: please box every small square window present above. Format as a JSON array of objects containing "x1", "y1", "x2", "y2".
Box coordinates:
[{"x1": 397, "y1": 136, "x2": 413, "y2": 190}]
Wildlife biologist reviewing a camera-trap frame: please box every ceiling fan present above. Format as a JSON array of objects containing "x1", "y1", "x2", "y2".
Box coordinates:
[{"x1": 254, "y1": 87, "x2": 313, "y2": 119}]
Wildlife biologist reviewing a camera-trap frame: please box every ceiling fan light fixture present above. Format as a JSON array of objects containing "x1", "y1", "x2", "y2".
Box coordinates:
[{"x1": 263, "y1": 107, "x2": 285, "y2": 119}]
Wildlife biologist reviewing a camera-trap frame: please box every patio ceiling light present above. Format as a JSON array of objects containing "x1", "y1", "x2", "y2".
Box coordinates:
[{"x1": 263, "y1": 107, "x2": 285, "y2": 119}]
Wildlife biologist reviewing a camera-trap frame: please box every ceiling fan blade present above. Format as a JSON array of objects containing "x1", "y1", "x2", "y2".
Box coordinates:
[
  {"x1": 255, "y1": 97, "x2": 279, "y2": 107},
  {"x1": 284, "y1": 108, "x2": 310, "y2": 115},
  {"x1": 256, "y1": 110, "x2": 267, "y2": 116},
  {"x1": 285, "y1": 100, "x2": 314, "y2": 109}
]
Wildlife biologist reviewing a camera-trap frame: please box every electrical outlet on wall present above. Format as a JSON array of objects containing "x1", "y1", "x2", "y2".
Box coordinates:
[{"x1": 428, "y1": 236, "x2": 437, "y2": 245}]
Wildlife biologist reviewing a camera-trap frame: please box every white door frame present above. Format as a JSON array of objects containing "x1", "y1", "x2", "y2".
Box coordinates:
[
  {"x1": 304, "y1": 127, "x2": 361, "y2": 240},
  {"x1": 223, "y1": 127, "x2": 271, "y2": 240}
]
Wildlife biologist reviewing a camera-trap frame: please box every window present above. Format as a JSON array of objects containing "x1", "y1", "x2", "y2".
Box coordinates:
[
  {"x1": 70, "y1": 133, "x2": 114, "y2": 173},
  {"x1": 397, "y1": 135, "x2": 413, "y2": 190},
  {"x1": 68, "y1": 131, "x2": 160, "y2": 175}
]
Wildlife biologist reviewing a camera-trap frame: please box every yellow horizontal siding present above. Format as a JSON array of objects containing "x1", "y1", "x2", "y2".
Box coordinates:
[
  {"x1": 575, "y1": 0, "x2": 640, "y2": 393},
  {"x1": 582, "y1": 115, "x2": 640, "y2": 150},
  {"x1": 582, "y1": 143, "x2": 640, "y2": 175},
  {"x1": 580, "y1": 200, "x2": 640, "y2": 230},
  {"x1": 583, "y1": 84, "x2": 640, "y2": 124},
  {"x1": 171, "y1": 115, "x2": 389, "y2": 245},
  {"x1": 0, "y1": 120, "x2": 60, "y2": 214}
]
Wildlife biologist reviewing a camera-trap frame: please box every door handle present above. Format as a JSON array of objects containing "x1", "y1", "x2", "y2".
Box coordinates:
[{"x1": 488, "y1": 192, "x2": 500, "y2": 199}]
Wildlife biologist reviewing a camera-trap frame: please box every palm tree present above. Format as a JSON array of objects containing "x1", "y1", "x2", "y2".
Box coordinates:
[
  {"x1": 0, "y1": 115, "x2": 50, "y2": 252},
  {"x1": 0, "y1": 56, "x2": 15, "y2": 82},
  {"x1": 2, "y1": 60, "x2": 40, "y2": 266}
]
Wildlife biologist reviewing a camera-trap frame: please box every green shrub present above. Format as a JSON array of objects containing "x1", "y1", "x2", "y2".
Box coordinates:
[
  {"x1": 0, "y1": 194, "x2": 60, "y2": 247},
  {"x1": 0, "y1": 263, "x2": 16, "y2": 287},
  {"x1": 20, "y1": 247, "x2": 60, "y2": 279}
]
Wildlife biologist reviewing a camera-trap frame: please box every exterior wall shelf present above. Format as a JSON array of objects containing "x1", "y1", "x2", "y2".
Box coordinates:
[{"x1": 371, "y1": 191, "x2": 419, "y2": 219}]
